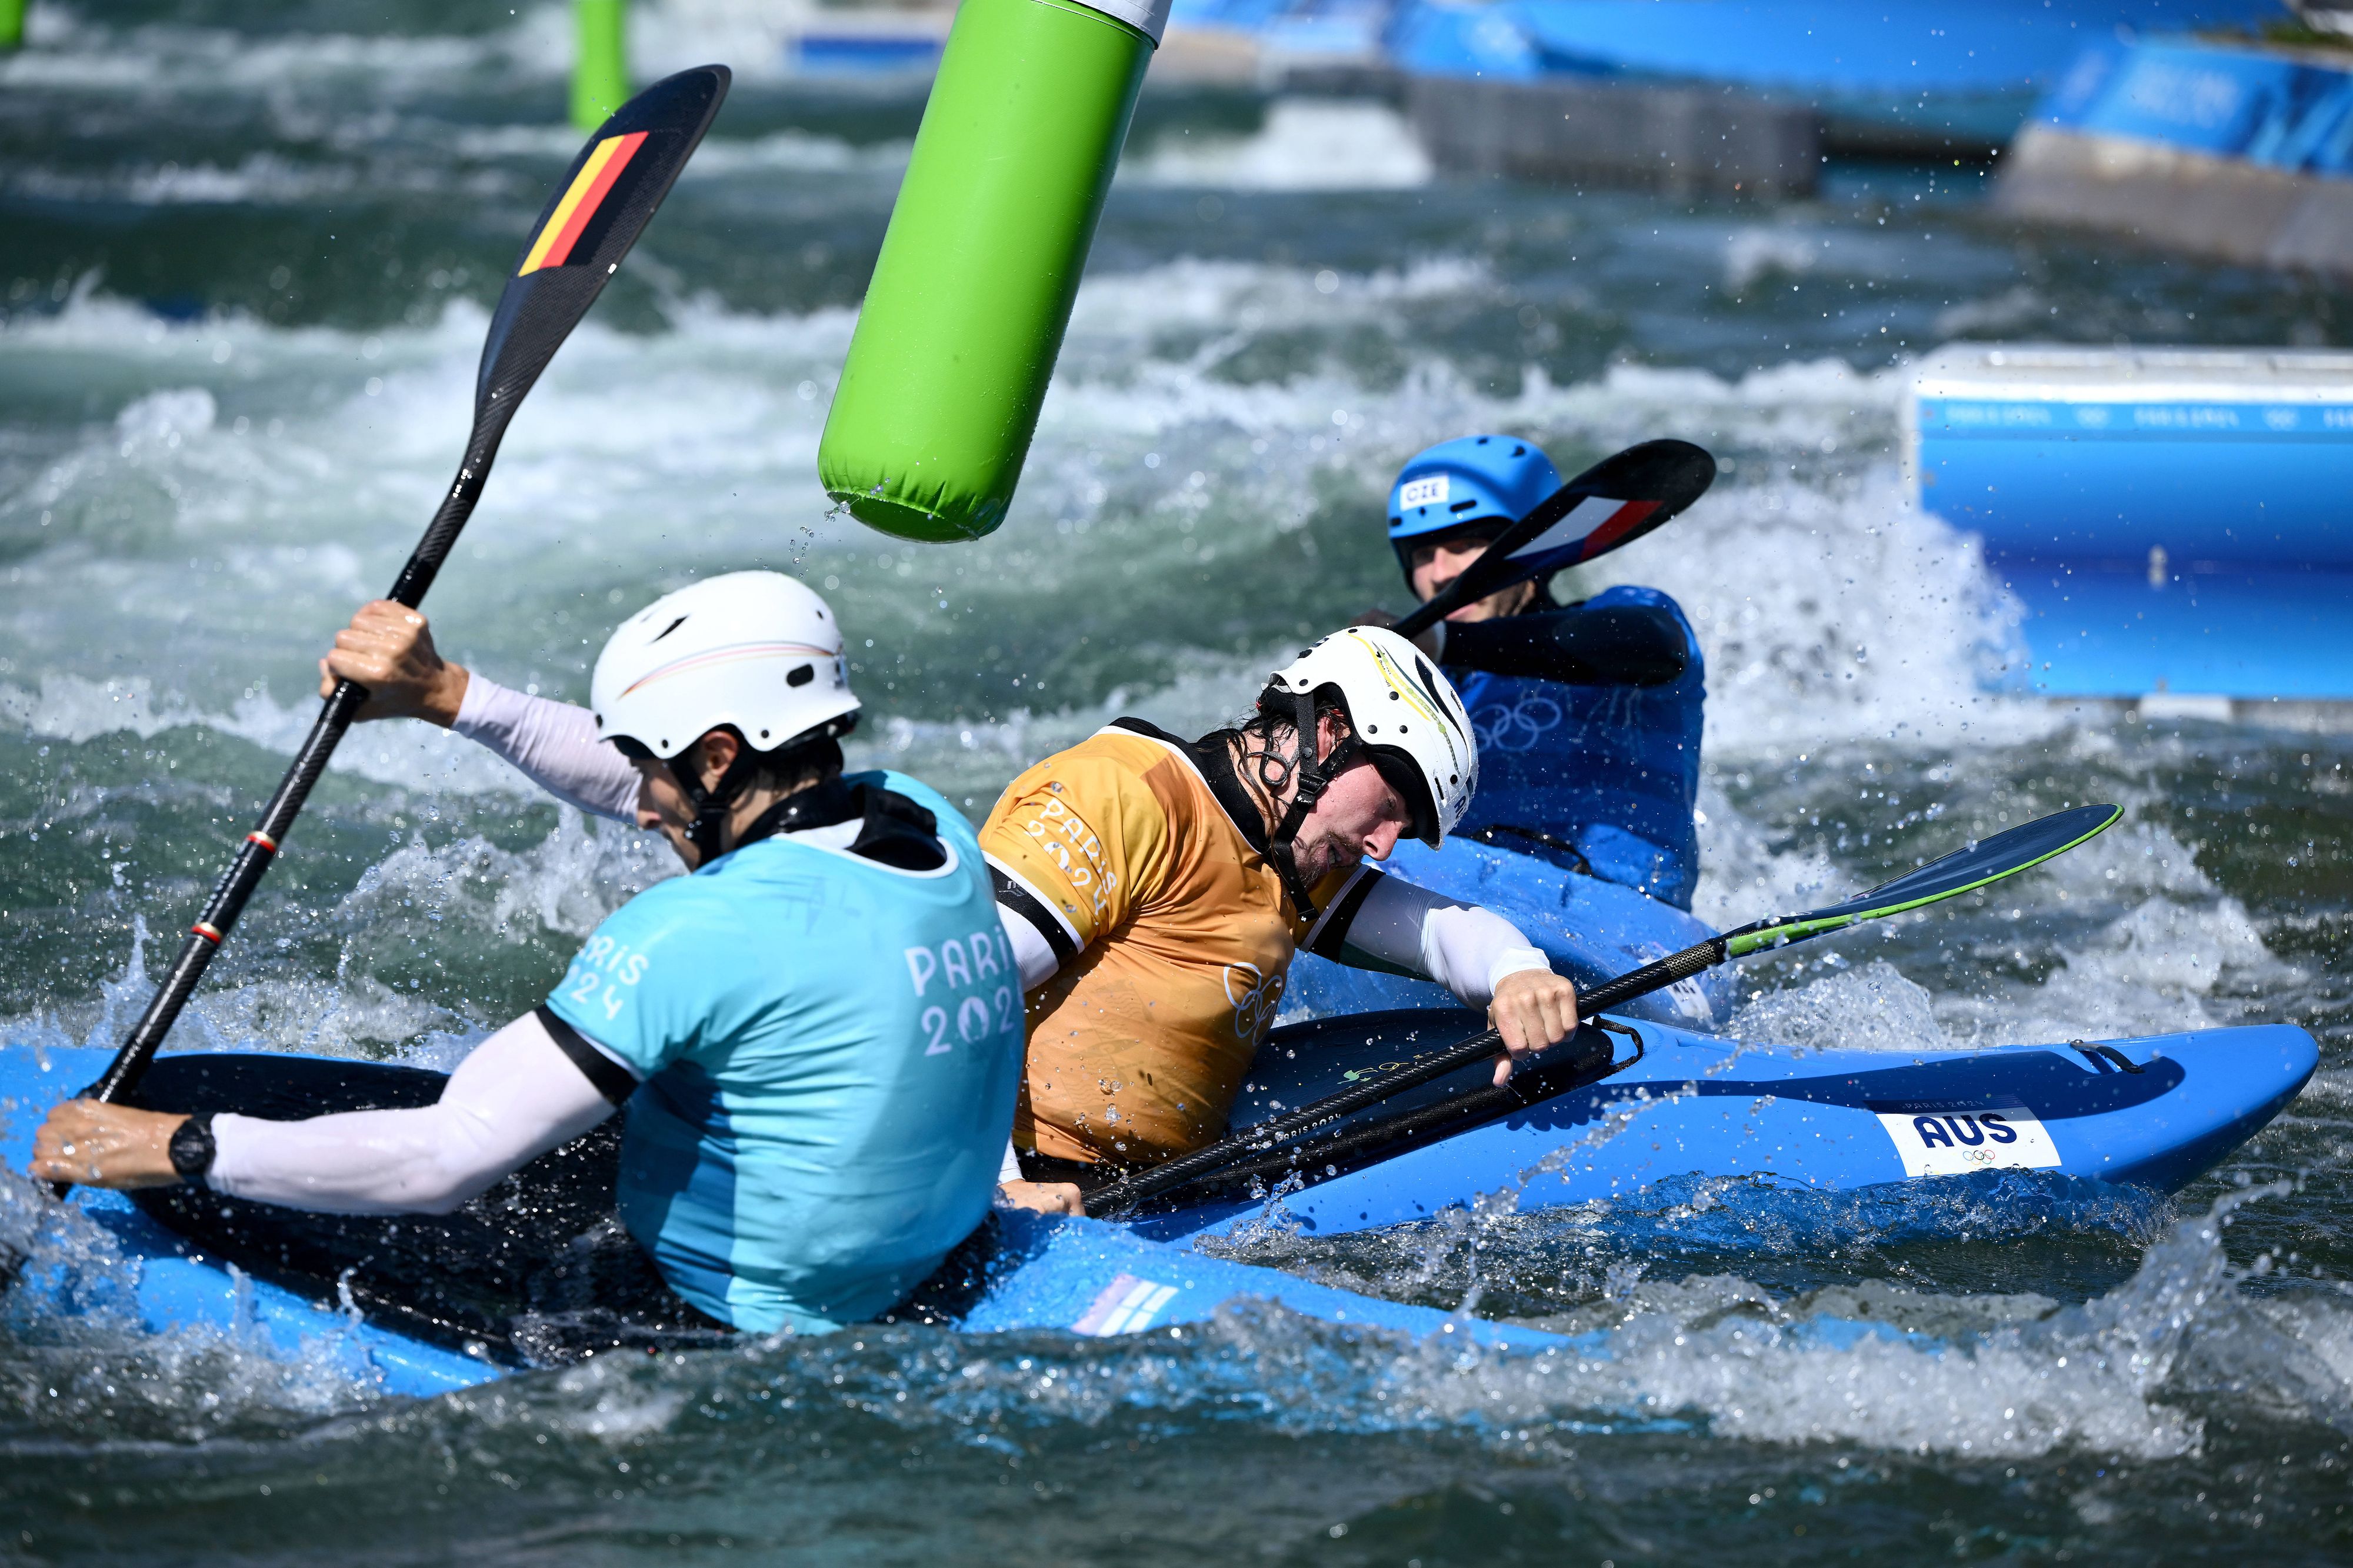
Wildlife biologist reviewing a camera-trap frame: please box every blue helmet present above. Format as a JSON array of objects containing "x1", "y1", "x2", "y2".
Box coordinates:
[{"x1": 1386, "y1": 434, "x2": 1561, "y2": 578}]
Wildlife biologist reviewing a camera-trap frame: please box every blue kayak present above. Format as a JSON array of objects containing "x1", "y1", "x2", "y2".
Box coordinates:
[
  {"x1": 1, "y1": 1000, "x2": 2315, "y2": 1398},
  {"x1": 1131, "y1": 1007, "x2": 2318, "y2": 1242},
  {"x1": 0, "y1": 1044, "x2": 1559, "y2": 1400},
  {"x1": 1284, "y1": 835, "x2": 1738, "y2": 1029}
]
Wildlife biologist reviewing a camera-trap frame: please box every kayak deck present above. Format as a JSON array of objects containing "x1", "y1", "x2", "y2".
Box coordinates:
[{"x1": 1129, "y1": 1010, "x2": 2319, "y2": 1241}]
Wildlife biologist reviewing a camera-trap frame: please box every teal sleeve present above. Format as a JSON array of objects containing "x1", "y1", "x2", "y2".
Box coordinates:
[{"x1": 544, "y1": 887, "x2": 716, "y2": 1077}]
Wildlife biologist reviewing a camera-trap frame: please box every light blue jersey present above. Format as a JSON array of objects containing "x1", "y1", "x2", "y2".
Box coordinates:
[{"x1": 545, "y1": 770, "x2": 1021, "y2": 1335}]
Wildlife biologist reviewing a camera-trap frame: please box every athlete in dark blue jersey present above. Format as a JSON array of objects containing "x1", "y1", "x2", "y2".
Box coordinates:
[{"x1": 1369, "y1": 435, "x2": 1706, "y2": 910}]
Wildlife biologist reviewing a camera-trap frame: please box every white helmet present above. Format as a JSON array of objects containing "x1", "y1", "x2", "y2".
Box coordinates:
[
  {"x1": 592, "y1": 571, "x2": 859, "y2": 759},
  {"x1": 1260, "y1": 625, "x2": 1478, "y2": 850}
]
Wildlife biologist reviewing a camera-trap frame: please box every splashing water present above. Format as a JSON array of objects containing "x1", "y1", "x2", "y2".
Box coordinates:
[{"x1": 2, "y1": 6, "x2": 2349, "y2": 1559}]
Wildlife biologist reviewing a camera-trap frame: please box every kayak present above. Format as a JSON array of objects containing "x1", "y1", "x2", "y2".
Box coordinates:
[
  {"x1": 1127, "y1": 1007, "x2": 2319, "y2": 1242},
  {"x1": 2, "y1": 1000, "x2": 2314, "y2": 1397},
  {"x1": 1283, "y1": 835, "x2": 1737, "y2": 1029},
  {"x1": 0, "y1": 1044, "x2": 1557, "y2": 1401}
]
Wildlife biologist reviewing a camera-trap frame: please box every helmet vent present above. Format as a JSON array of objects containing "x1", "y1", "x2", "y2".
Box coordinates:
[
  {"x1": 786, "y1": 663, "x2": 815, "y2": 688},
  {"x1": 652, "y1": 615, "x2": 689, "y2": 643}
]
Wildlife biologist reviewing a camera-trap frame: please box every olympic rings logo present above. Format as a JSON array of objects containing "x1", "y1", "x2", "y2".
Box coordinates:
[
  {"x1": 1224, "y1": 962, "x2": 1284, "y2": 1044},
  {"x1": 1472, "y1": 693, "x2": 1564, "y2": 753}
]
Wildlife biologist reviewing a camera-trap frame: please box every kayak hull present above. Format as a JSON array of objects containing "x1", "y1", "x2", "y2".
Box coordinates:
[
  {"x1": 1283, "y1": 836, "x2": 1736, "y2": 1029},
  {"x1": 1132, "y1": 1010, "x2": 2320, "y2": 1242},
  {"x1": 0, "y1": 1046, "x2": 1551, "y2": 1401},
  {"x1": 1, "y1": 1007, "x2": 2314, "y2": 1398}
]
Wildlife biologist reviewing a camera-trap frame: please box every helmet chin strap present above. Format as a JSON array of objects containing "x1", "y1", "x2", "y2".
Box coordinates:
[
  {"x1": 668, "y1": 741, "x2": 764, "y2": 867},
  {"x1": 1264, "y1": 686, "x2": 1359, "y2": 920}
]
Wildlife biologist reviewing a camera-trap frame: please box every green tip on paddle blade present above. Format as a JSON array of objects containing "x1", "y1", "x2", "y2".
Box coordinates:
[{"x1": 1724, "y1": 803, "x2": 2123, "y2": 957}]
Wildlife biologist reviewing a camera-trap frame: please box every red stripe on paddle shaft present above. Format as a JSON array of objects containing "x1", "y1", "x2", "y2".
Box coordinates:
[
  {"x1": 541, "y1": 131, "x2": 647, "y2": 269},
  {"x1": 1568, "y1": 498, "x2": 1660, "y2": 565}
]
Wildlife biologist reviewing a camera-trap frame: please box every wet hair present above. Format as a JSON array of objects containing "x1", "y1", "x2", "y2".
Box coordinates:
[{"x1": 1199, "y1": 692, "x2": 1352, "y2": 807}]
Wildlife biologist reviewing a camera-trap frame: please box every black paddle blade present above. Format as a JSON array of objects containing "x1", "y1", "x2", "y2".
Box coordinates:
[
  {"x1": 474, "y1": 65, "x2": 729, "y2": 421},
  {"x1": 1393, "y1": 438, "x2": 1715, "y2": 638},
  {"x1": 1727, "y1": 803, "x2": 2124, "y2": 956}
]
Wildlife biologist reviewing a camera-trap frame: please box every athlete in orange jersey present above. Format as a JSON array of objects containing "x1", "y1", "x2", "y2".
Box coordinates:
[{"x1": 984, "y1": 627, "x2": 1582, "y2": 1209}]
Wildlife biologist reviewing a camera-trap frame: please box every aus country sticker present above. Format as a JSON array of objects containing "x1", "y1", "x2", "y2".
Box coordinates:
[{"x1": 1870, "y1": 1101, "x2": 2061, "y2": 1179}]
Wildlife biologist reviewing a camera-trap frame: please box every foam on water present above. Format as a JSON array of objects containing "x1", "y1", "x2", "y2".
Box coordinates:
[
  {"x1": 0, "y1": 268, "x2": 2267, "y2": 1065},
  {"x1": 1122, "y1": 100, "x2": 1434, "y2": 191},
  {"x1": 9, "y1": 1177, "x2": 2319, "y2": 1464}
]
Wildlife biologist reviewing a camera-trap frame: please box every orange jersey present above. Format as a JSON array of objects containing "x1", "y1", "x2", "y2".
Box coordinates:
[{"x1": 981, "y1": 721, "x2": 1351, "y2": 1165}]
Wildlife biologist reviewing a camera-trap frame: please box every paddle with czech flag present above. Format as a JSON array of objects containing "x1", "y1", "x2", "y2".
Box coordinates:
[
  {"x1": 61, "y1": 67, "x2": 731, "y2": 1133},
  {"x1": 1391, "y1": 439, "x2": 1717, "y2": 641}
]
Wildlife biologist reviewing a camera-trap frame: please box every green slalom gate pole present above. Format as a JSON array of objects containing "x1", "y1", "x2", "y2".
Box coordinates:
[
  {"x1": 572, "y1": 0, "x2": 629, "y2": 132},
  {"x1": 0, "y1": 0, "x2": 26, "y2": 53},
  {"x1": 818, "y1": 0, "x2": 1165, "y2": 542}
]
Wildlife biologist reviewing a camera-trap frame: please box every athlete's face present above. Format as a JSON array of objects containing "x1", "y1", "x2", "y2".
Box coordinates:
[
  {"x1": 1407, "y1": 533, "x2": 1538, "y2": 622},
  {"x1": 632, "y1": 755, "x2": 702, "y2": 866},
  {"x1": 1289, "y1": 722, "x2": 1415, "y2": 882},
  {"x1": 630, "y1": 729, "x2": 748, "y2": 869}
]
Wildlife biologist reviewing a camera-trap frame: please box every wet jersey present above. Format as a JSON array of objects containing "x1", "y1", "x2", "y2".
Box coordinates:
[
  {"x1": 1447, "y1": 585, "x2": 1706, "y2": 910},
  {"x1": 545, "y1": 770, "x2": 1021, "y2": 1335},
  {"x1": 979, "y1": 722, "x2": 1354, "y2": 1166}
]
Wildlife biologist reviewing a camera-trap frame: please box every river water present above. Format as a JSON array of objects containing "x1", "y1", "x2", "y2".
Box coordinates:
[{"x1": 2, "y1": 3, "x2": 2350, "y2": 1562}]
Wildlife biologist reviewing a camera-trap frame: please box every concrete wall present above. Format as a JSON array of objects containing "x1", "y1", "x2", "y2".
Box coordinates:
[
  {"x1": 1404, "y1": 76, "x2": 1819, "y2": 196},
  {"x1": 1994, "y1": 125, "x2": 2353, "y2": 275}
]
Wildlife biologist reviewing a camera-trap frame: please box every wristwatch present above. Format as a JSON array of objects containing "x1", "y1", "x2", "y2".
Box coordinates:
[{"x1": 167, "y1": 1112, "x2": 216, "y2": 1185}]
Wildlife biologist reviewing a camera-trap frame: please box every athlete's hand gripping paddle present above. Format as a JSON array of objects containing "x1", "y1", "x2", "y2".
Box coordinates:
[
  {"x1": 1390, "y1": 439, "x2": 1717, "y2": 641},
  {"x1": 60, "y1": 69, "x2": 731, "y2": 1155},
  {"x1": 1084, "y1": 802, "x2": 2124, "y2": 1218}
]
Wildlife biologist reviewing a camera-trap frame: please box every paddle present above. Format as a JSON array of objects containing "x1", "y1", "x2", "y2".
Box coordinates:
[
  {"x1": 62, "y1": 68, "x2": 731, "y2": 1136},
  {"x1": 1389, "y1": 439, "x2": 1717, "y2": 642},
  {"x1": 1083, "y1": 801, "x2": 2124, "y2": 1217}
]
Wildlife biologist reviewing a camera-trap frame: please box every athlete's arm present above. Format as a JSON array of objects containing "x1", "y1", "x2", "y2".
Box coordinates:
[
  {"x1": 1437, "y1": 601, "x2": 1689, "y2": 686},
  {"x1": 204, "y1": 1011, "x2": 630, "y2": 1213},
  {"x1": 318, "y1": 599, "x2": 641, "y2": 820},
  {"x1": 980, "y1": 747, "x2": 1162, "y2": 992},
  {"x1": 1309, "y1": 870, "x2": 1549, "y2": 1002},
  {"x1": 1305, "y1": 870, "x2": 1578, "y2": 1083},
  {"x1": 451, "y1": 678, "x2": 644, "y2": 821},
  {"x1": 994, "y1": 868, "x2": 1075, "y2": 990}
]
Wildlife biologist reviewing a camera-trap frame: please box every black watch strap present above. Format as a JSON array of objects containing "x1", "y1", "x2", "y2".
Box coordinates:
[{"x1": 168, "y1": 1112, "x2": 216, "y2": 1184}]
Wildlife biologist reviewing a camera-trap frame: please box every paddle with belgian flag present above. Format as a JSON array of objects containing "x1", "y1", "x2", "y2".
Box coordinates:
[
  {"x1": 1084, "y1": 802, "x2": 2127, "y2": 1217},
  {"x1": 58, "y1": 68, "x2": 731, "y2": 1141}
]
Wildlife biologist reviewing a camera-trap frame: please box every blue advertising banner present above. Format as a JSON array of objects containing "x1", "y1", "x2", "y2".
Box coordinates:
[{"x1": 2037, "y1": 37, "x2": 2353, "y2": 179}]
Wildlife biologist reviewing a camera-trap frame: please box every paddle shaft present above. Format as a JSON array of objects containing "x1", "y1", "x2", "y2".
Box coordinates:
[
  {"x1": 1389, "y1": 493, "x2": 1570, "y2": 642},
  {"x1": 1081, "y1": 934, "x2": 1726, "y2": 1215},
  {"x1": 1081, "y1": 800, "x2": 2124, "y2": 1217},
  {"x1": 82, "y1": 421, "x2": 511, "y2": 1109}
]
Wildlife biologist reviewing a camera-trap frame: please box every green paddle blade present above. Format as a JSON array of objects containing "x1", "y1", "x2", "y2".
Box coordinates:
[{"x1": 1724, "y1": 802, "x2": 2123, "y2": 958}]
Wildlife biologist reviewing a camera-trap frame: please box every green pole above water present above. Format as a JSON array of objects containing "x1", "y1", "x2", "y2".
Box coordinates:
[
  {"x1": 571, "y1": 0, "x2": 629, "y2": 132},
  {"x1": 818, "y1": 0, "x2": 1164, "y2": 542},
  {"x1": 0, "y1": 0, "x2": 26, "y2": 53}
]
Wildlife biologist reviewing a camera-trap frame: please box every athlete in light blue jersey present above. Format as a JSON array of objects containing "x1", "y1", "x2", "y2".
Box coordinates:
[
  {"x1": 33, "y1": 572, "x2": 1022, "y2": 1335},
  {"x1": 545, "y1": 765, "x2": 1016, "y2": 1330}
]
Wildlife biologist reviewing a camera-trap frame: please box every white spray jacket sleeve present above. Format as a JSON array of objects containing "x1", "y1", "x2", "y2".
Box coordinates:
[
  {"x1": 999, "y1": 901, "x2": 1062, "y2": 991},
  {"x1": 1329, "y1": 872, "x2": 1553, "y2": 1006},
  {"x1": 206, "y1": 1013, "x2": 628, "y2": 1215},
  {"x1": 452, "y1": 676, "x2": 644, "y2": 822}
]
